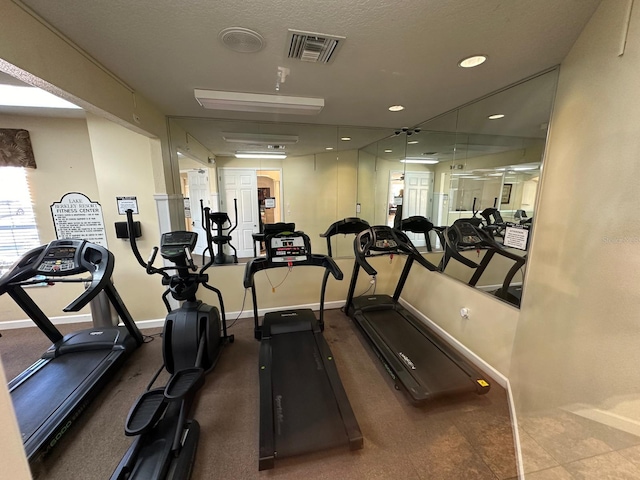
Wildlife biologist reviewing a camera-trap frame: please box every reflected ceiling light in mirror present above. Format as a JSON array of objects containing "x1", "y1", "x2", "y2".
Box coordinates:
[
  {"x1": 235, "y1": 151, "x2": 287, "y2": 159},
  {"x1": 407, "y1": 140, "x2": 419, "y2": 144},
  {"x1": 401, "y1": 158, "x2": 438, "y2": 164},
  {"x1": 0, "y1": 84, "x2": 81, "y2": 109},
  {"x1": 341, "y1": 136, "x2": 351, "y2": 141},
  {"x1": 384, "y1": 149, "x2": 392, "y2": 153},
  {"x1": 458, "y1": 55, "x2": 487, "y2": 68},
  {"x1": 388, "y1": 105, "x2": 405, "y2": 112},
  {"x1": 194, "y1": 89, "x2": 324, "y2": 115},
  {"x1": 488, "y1": 114, "x2": 505, "y2": 120}
]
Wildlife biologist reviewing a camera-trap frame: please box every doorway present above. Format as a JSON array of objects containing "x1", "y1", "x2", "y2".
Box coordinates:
[
  {"x1": 402, "y1": 171, "x2": 434, "y2": 247},
  {"x1": 218, "y1": 168, "x2": 284, "y2": 259},
  {"x1": 180, "y1": 169, "x2": 211, "y2": 255}
]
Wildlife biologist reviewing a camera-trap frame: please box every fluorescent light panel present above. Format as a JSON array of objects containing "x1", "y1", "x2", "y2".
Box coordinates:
[
  {"x1": 235, "y1": 153, "x2": 287, "y2": 159},
  {"x1": 0, "y1": 84, "x2": 81, "y2": 109},
  {"x1": 401, "y1": 158, "x2": 438, "y2": 164},
  {"x1": 195, "y1": 89, "x2": 324, "y2": 115}
]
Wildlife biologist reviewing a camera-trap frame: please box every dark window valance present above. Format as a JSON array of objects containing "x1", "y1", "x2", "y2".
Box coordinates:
[{"x1": 0, "y1": 129, "x2": 36, "y2": 169}]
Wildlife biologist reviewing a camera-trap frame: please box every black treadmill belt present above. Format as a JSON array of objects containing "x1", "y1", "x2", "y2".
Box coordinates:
[
  {"x1": 12, "y1": 349, "x2": 113, "y2": 441},
  {"x1": 366, "y1": 310, "x2": 477, "y2": 395},
  {"x1": 270, "y1": 331, "x2": 347, "y2": 457}
]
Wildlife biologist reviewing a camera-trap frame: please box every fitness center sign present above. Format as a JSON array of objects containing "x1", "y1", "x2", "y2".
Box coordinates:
[{"x1": 50, "y1": 192, "x2": 108, "y2": 248}]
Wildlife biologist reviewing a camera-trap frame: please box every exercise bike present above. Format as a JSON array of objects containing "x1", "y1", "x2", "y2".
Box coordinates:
[{"x1": 110, "y1": 210, "x2": 233, "y2": 480}]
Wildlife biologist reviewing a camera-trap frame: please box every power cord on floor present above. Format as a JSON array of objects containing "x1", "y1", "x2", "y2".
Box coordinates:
[
  {"x1": 226, "y1": 288, "x2": 249, "y2": 330},
  {"x1": 142, "y1": 332, "x2": 163, "y2": 343}
]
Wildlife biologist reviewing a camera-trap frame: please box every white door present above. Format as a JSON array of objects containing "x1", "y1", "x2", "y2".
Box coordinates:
[
  {"x1": 403, "y1": 171, "x2": 433, "y2": 247},
  {"x1": 187, "y1": 169, "x2": 210, "y2": 255},
  {"x1": 218, "y1": 168, "x2": 259, "y2": 258}
]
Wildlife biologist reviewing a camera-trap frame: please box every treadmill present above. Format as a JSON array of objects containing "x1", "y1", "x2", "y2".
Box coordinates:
[
  {"x1": 345, "y1": 225, "x2": 490, "y2": 405},
  {"x1": 244, "y1": 230, "x2": 363, "y2": 470},
  {"x1": 0, "y1": 239, "x2": 144, "y2": 462},
  {"x1": 439, "y1": 220, "x2": 527, "y2": 307}
]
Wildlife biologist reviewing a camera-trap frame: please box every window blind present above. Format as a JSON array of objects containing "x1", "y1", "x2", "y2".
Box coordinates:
[{"x1": 0, "y1": 167, "x2": 40, "y2": 276}]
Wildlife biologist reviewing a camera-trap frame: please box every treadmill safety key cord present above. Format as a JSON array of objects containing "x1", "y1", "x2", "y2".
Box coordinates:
[{"x1": 267, "y1": 261, "x2": 294, "y2": 293}]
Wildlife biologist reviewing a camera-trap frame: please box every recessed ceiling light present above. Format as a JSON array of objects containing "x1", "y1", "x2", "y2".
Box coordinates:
[
  {"x1": 325, "y1": 147, "x2": 334, "y2": 150},
  {"x1": 388, "y1": 105, "x2": 405, "y2": 112},
  {"x1": 0, "y1": 84, "x2": 81, "y2": 109},
  {"x1": 384, "y1": 149, "x2": 393, "y2": 153},
  {"x1": 458, "y1": 55, "x2": 487, "y2": 68},
  {"x1": 488, "y1": 114, "x2": 505, "y2": 120},
  {"x1": 407, "y1": 140, "x2": 419, "y2": 145},
  {"x1": 341, "y1": 136, "x2": 351, "y2": 141}
]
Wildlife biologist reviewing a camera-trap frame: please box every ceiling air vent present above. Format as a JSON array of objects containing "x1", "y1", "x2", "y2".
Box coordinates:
[{"x1": 286, "y1": 29, "x2": 345, "y2": 64}]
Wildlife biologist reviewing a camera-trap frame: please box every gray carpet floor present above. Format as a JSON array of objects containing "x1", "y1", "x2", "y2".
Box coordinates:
[{"x1": 0, "y1": 309, "x2": 517, "y2": 479}]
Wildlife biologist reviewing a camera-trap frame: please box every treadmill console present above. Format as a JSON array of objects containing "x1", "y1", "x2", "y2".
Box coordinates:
[
  {"x1": 449, "y1": 221, "x2": 483, "y2": 248},
  {"x1": 267, "y1": 231, "x2": 310, "y2": 263},
  {"x1": 36, "y1": 244, "x2": 83, "y2": 275},
  {"x1": 371, "y1": 228, "x2": 399, "y2": 251},
  {"x1": 160, "y1": 231, "x2": 197, "y2": 262}
]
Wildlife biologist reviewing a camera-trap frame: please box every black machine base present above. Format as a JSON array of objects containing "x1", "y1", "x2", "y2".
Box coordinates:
[
  {"x1": 258, "y1": 309, "x2": 363, "y2": 470},
  {"x1": 349, "y1": 295, "x2": 490, "y2": 405},
  {"x1": 10, "y1": 325, "x2": 139, "y2": 461}
]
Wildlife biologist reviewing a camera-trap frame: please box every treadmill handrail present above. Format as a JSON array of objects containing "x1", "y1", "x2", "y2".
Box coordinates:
[
  {"x1": 353, "y1": 226, "x2": 437, "y2": 276},
  {"x1": 443, "y1": 221, "x2": 527, "y2": 268},
  {"x1": 319, "y1": 217, "x2": 370, "y2": 257},
  {"x1": 244, "y1": 254, "x2": 343, "y2": 288},
  {"x1": 0, "y1": 239, "x2": 115, "y2": 312},
  {"x1": 65, "y1": 243, "x2": 115, "y2": 311}
]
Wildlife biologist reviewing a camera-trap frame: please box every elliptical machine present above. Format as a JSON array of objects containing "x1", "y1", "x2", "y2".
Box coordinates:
[
  {"x1": 110, "y1": 211, "x2": 233, "y2": 480},
  {"x1": 201, "y1": 199, "x2": 238, "y2": 265}
]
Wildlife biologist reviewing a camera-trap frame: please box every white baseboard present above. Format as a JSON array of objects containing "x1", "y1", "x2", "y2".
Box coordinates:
[{"x1": 0, "y1": 300, "x2": 347, "y2": 331}]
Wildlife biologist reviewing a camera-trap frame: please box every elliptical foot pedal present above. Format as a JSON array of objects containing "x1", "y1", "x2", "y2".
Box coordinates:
[
  {"x1": 125, "y1": 388, "x2": 167, "y2": 436},
  {"x1": 165, "y1": 367, "x2": 205, "y2": 400}
]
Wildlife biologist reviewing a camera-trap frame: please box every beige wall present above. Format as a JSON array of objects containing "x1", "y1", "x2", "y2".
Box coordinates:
[
  {"x1": 0, "y1": 114, "x2": 99, "y2": 320},
  {"x1": 510, "y1": 0, "x2": 640, "y2": 425},
  {"x1": 402, "y1": 266, "x2": 519, "y2": 376},
  {"x1": 0, "y1": 113, "x2": 167, "y2": 323},
  {"x1": 85, "y1": 113, "x2": 168, "y2": 321}
]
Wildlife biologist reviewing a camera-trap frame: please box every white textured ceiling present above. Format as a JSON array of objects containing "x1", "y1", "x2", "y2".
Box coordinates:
[{"x1": 15, "y1": 0, "x2": 600, "y2": 131}]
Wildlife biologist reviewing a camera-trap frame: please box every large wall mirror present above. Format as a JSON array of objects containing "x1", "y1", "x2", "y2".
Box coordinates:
[
  {"x1": 356, "y1": 68, "x2": 559, "y2": 307},
  {"x1": 168, "y1": 117, "x2": 388, "y2": 262}
]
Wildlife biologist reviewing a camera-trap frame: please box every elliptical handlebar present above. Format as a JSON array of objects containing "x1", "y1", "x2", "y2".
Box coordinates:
[{"x1": 126, "y1": 210, "x2": 171, "y2": 281}]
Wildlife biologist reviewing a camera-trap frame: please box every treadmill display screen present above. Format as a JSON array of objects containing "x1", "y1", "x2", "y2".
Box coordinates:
[
  {"x1": 372, "y1": 229, "x2": 397, "y2": 251},
  {"x1": 37, "y1": 247, "x2": 78, "y2": 273},
  {"x1": 45, "y1": 247, "x2": 76, "y2": 260},
  {"x1": 270, "y1": 236, "x2": 308, "y2": 263}
]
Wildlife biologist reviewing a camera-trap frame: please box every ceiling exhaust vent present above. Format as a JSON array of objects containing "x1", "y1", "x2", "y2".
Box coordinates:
[{"x1": 286, "y1": 29, "x2": 345, "y2": 63}]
